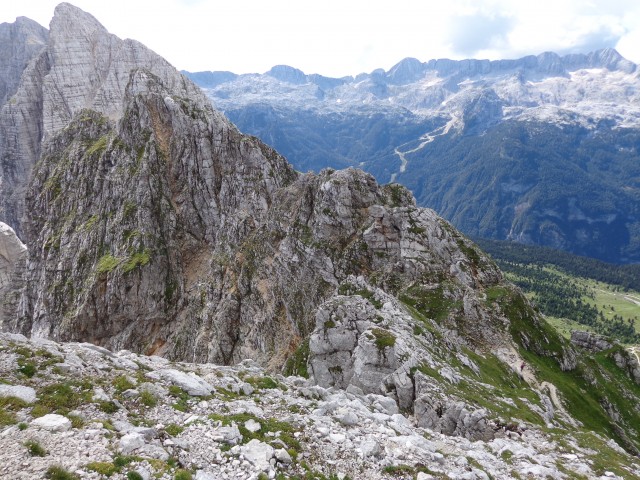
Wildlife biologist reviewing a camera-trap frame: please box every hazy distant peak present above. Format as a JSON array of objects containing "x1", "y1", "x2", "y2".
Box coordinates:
[
  {"x1": 265, "y1": 65, "x2": 308, "y2": 84},
  {"x1": 387, "y1": 57, "x2": 426, "y2": 85}
]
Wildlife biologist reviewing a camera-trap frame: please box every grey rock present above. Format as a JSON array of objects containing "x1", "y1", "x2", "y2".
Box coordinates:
[
  {"x1": 137, "y1": 443, "x2": 169, "y2": 461},
  {"x1": 92, "y1": 388, "x2": 110, "y2": 402},
  {"x1": 195, "y1": 472, "x2": 217, "y2": 480},
  {"x1": 335, "y1": 409, "x2": 359, "y2": 426},
  {"x1": 244, "y1": 419, "x2": 261, "y2": 433},
  {"x1": 0, "y1": 384, "x2": 36, "y2": 403},
  {"x1": 31, "y1": 413, "x2": 72, "y2": 432},
  {"x1": 0, "y1": 16, "x2": 48, "y2": 107},
  {"x1": 122, "y1": 388, "x2": 139, "y2": 399},
  {"x1": 155, "y1": 369, "x2": 214, "y2": 396},
  {"x1": 274, "y1": 448, "x2": 292, "y2": 464},
  {"x1": 359, "y1": 438, "x2": 381, "y2": 458},
  {"x1": 212, "y1": 424, "x2": 242, "y2": 445},
  {"x1": 570, "y1": 331, "x2": 613, "y2": 352},
  {"x1": 238, "y1": 439, "x2": 275, "y2": 471},
  {"x1": 119, "y1": 432, "x2": 146, "y2": 454}
]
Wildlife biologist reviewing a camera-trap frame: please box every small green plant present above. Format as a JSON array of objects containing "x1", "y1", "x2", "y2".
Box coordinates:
[
  {"x1": 113, "y1": 375, "x2": 136, "y2": 393},
  {"x1": 127, "y1": 472, "x2": 144, "y2": 480},
  {"x1": 17, "y1": 360, "x2": 37, "y2": 378},
  {"x1": 283, "y1": 340, "x2": 310, "y2": 379},
  {"x1": 25, "y1": 440, "x2": 47, "y2": 457},
  {"x1": 174, "y1": 470, "x2": 192, "y2": 480},
  {"x1": 18, "y1": 422, "x2": 28, "y2": 431},
  {"x1": 97, "y1": 401, "x2": 119, "y2": 414},
  {"x1": 140, "y1": 390, "x2": 157, "y2": 407},
  {"x1": 86, "y1": 461, "x2": 118, "y2": 476},
  {"x1": 165, "y1": 424, "x2": 184, "y2": 436},
  {"x1": 370, "y1": 328, "x2": 396, "y2": 351},
  {"x1": 45, "y1": 466, "x2": 78, "y2": 480}
]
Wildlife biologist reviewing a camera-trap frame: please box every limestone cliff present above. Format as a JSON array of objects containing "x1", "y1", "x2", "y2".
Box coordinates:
[
  {"x1": 0, "y1": 16, "x2": 48, "y2": 107},
  {"x1": 0, "y1": 2, "x2": 196, "y2": 237}
]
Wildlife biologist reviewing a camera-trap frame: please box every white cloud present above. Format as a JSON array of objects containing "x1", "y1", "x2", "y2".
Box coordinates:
[{"x1": 1, "y1": 0, "x2": 639, "y2": 75}]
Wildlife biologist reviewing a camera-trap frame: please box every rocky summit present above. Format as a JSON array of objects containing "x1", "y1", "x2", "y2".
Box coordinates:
[{"x1": 1, "y1": 3, "x2": 640, "y2": 479}]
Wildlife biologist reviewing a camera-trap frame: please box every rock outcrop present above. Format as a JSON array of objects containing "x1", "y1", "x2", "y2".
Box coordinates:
[{"x1": 570, "y1": 330, "x2": 614, "y2": 352}]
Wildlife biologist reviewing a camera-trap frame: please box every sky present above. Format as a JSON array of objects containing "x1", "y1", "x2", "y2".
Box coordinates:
[{"x1": 2, "y1": 0, "x2": 640, "y2": 78}]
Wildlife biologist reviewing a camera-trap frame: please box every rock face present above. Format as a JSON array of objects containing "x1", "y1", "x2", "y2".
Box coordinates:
[
  {"x1": 0, "y1": 2, "x2": 196, "y2": 237},
  {"x1": 0, "y1": 16, "x2": 48, "y2": 107},
  {"x1": 570, "y1": 330, "x2": 613, "y2": 352},
  {"x1": 3, "y1": 5, "x2": 521, "y2": 371},
  {"x1": 0, "y1": 222, "x2": 27, "y2": 330}
]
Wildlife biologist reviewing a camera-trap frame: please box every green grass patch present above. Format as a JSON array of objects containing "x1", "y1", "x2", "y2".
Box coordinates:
[
  {"x1": 25, "y1": 440, "x2": 47, "y2": 457},
  {"x1": 164, "y1": 424, "x2": 184, "y2": 436},
  {"x1": 122, "y1": 250, "x2": 151, "y2": 273},
  {"x1": 208, "y1": 412, "x2": 301, "y2": 451},
  {"x1": 140, "y1": 390, "x2": 157, "y2": 407},
  {"x1": 168, "y1": 386, "x2": 190, "y2": 412},
  {"x1": 85, "y1": 135, "x2": 109, "y2": 157},
  {"x1": 370, "y1": 328, "x2": 396, "y2": 351},
  {"x1": 399, "y1": 284, "x2": 459, "y2": 322},
  {"x1": 113, "y1": 375, "x2": 136, "y2": 393},
  {"x1": 174, "y1": 470, "x2": 192, "y2": 480},
  {"x1": 87, "y1": 461, "x2": 118, "y2": 477},
  {"x1": 34, "y1": 381, "x2": 93, "y2": 416},
  {"x1": 96, "y1": 254, "x2": 121, "y2": 274},
  {"x1": 45, "y1": 466, "x2": 79, "y2": 480},
  {"x1": 244, "y1": 376, "x2": 282, "y2": 390}
]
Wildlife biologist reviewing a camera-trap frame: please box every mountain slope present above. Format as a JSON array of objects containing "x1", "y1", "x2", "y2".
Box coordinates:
[
  {"x1": 1, "y1": 3, "x2": 640, "y2": 467},
  {"x1": 185, "y1": 49, "x2": 640, "y2": 264}
]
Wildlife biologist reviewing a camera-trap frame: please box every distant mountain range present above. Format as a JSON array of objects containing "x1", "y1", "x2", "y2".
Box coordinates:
[{"x1": 184, "y1": 49, "x2": 640, "y2": 264}]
